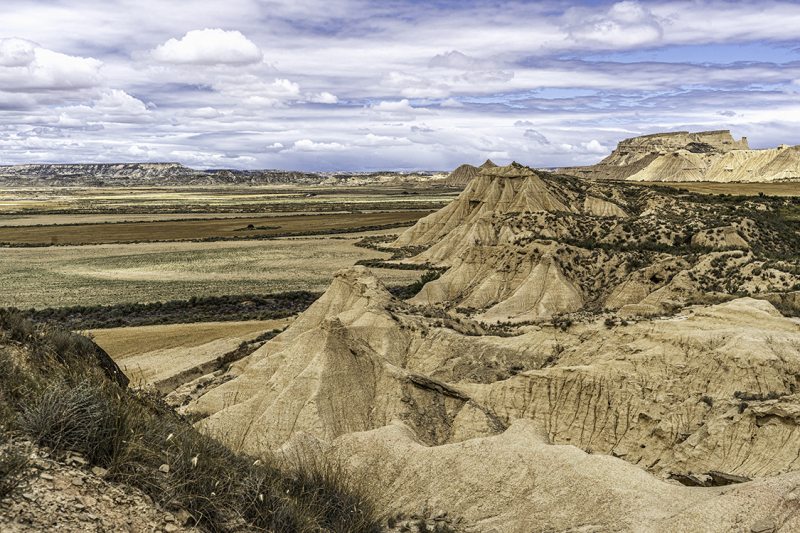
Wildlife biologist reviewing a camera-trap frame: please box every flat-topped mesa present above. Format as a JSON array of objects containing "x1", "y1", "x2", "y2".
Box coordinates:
[
  {"x1": 0, "y1": 162, "x2": 197, "y2": 179},
  {"x1": 564, "y1": 130, "x2": 800, "y2": 182},
  {"x1": 615, "y1": 130, "x2": 749, "y2": 156}
]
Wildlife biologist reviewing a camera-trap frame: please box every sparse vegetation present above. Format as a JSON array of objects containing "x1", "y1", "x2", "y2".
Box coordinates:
[
  {"x1": 733, "y1": 390, "x2": 788, "y2": 402},
  {"x1": 13, "y1": 291, "x2": 320, "y2": 330},
  {"x1": 0, "y1": 310, "x2": 383, "y2": 532}
]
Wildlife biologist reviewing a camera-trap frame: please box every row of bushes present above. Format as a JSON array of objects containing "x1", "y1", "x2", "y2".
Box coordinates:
[{"x1": 11, "y1": 291, "x2": 321, "y2": 330}]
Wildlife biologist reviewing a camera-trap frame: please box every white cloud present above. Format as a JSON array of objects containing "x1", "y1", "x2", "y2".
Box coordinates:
[
  {"x1": 565, "y1": 1, "x2": 663, "y2": 49},
  {"x1": 54, "y1": 114, "x2": 85, "y2": 128},
  {"x1": 381, "y1": 71, "x2": 450, "y2": 99},
  {"x1": 0, "y1": 38, "x2": 36, "y2": 67},
  {"x1": 584, "y1": 140, "x2": 608, "y2": 154},
  {"x1": 368, "y1": 99, "x2": 436, "y2": 117},
  {"x1": 128, "y1": 145, "x2": 152, "y2": 157},
  {"x1": 0, "y1": 38, "x2": 103, "y2": 92},
  {"x1": 439, "y1": 98, "x2": 463, "y2": 108},
  {"x1": 428, "y1": 51, "x2": 504, "y2": 71},
  {"x1": 355, "y1": 134, "x2": 412, "y2": 147},
  {"x1": 266, "y1": 142, "x2": 283, "y2": 149},
  {"x1": 170, "y1": 150, "x2": 257, "y2": 166},
  {"x1": 216, "y1": 77, "x2": 301, "y2": 103},
  {"x1": 283, "y1": 139, "x2": 349, "y2": 152},
  {"x1": 515, "y1": 120, "x2": 534, "y2": 127},
  {"x1": 189, "y1": 107, "x2": 223, "y2": 118},
  {"x1": 307, "y1": 92, "x2": 338, "y2": 104},
  {"x1": 150, "y1": 29, "x2": 263, "y2": 65},
  {"x1": 453, "y1": 70, "x2": 514, "y2": 84},
  {"x1": 92, "y1": 89, "x2": 149, "y2": 116},
  {"x1": 524, "y1": 129, "x2": 550, "y2": 145}
]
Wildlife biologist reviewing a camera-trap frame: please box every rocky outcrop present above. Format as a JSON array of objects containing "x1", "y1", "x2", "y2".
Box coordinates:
[
  {"x1": 178, "y1": 159, "x2": 800, "y2": 530},
  {"x1": 0, "y1": 163, "x2": 196, "y2": 179},
  {"x1": 329, "y1": 419, "x2": 800, "y2": 533},
  {"x1": 189, "y1": 265, "x2": 800, "y2": 481},
  {"x1": 444, "y1": 159, "x2": 498, "y2": 186},
  {"x1": 387, "y1": 162, "x2": 800, "y2": 322},
  {"x1": 564, "y1": 130, "x2": 800, "y2": 182},
  {"x1": 188, "y1": 267, "x2": 505, "y2": 453},
  {"x1": 189, "y1": 265, "x2": 800, "y2": 531},
  {"x1": 0, "y1": 164, "x2": 446, "y2": 187}
]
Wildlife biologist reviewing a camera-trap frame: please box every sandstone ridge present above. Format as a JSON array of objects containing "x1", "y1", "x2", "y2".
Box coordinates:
[{"x1": 564, "y1": 130, "x2": 800, "y2": 182}]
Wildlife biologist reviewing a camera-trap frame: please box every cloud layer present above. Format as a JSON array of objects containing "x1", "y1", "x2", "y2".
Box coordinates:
[{"x1": 1, "y1": 1, "x2": 799, "y2": 170}]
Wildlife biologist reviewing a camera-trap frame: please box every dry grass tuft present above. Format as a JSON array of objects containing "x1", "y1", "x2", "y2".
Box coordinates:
[{"x1": 0, "y1": 309, "x2": 383, "y2": 533}]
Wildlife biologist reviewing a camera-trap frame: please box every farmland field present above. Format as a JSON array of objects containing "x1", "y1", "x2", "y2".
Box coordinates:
[
  {"x1": 0, "y1": 185, "x2": 455, "y2": 215},
  {"x1": 0, "y1": 211, "x2": 429, "y2": 244},
  {"x1": 91, "y1": 319, "x2": 290, "y2": 362},
  {"x1": 0, "y1": 231, "x2": 421, "y2": 310},
  {"x1": 639, "y1": 181, "x2": 800, "y2": 196}
]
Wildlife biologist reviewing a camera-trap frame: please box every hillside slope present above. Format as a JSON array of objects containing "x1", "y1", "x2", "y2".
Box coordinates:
[
  {"x1": 180, "y1": 162, "x2": 800, "y2": 532},
  {"x1": 564, "y1": 130, "x2": 800, "y2": 182}
]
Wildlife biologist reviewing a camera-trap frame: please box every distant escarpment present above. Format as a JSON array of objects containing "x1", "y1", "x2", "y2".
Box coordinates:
[
  {"x1": 0, "y1": 163, "x2": 447, "y2": 187},
  {"x1": 564, "y1": 130, "x2": 800, "y2": 182},
  {"x1": 0, "y1": 163, "x2": 327, "y2": 187}
]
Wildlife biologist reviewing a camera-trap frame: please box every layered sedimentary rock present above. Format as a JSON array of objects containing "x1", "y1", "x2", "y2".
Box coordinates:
[
  {"x1": 186, "y1": 160, "x2": 800, "y2": 531},
  {"x1": 564, "y1": 130, "x2": 800, "y2": 182},
  {"x1": 444, "y1": 159, "x2": 498, "y2": 186},
  {"x1": 389, "y1": 162, "x2": 799, "y2": 322},
  {"x1": 330, "y1": 420, "x2": 800, "y2": 533},
  {"x1": 190, "y1": 265, "x2": 800, "y2": 531},
  {"x1": 189, "y1": 267, "x2": 504, "y2": 452},
  {"x1": 0, "y1": 162, "x2": 196, "y2": 179}
]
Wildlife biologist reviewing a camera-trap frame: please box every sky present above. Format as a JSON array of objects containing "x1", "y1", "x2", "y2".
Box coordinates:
[{"x1": 1, "y1": 0, "x2": 799, "y2": 172}]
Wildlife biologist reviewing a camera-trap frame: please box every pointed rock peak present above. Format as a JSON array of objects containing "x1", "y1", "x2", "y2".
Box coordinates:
[
  {"x1": 480, "y1": 161, "x2": 537, "y2": 179},
  {"x1": 479, "y1": 159, "x2": 498, "y2": 169},
  {"x1": 445, "y1": 163, "x2": 481, "y2": 185}
]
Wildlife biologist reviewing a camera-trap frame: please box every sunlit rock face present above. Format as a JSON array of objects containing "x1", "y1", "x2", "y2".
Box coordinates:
[{"x1": 564, "y1": 130, "x2": 800, "y2": 183}]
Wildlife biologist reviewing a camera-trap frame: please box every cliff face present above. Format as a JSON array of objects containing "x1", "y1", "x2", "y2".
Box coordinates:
[{"x1": 564, "y1": 130, "x2": 800, "y2": 182}]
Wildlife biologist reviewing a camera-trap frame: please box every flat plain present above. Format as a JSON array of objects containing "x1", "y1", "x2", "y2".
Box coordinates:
[
  {"x1": 0, "y1": 211, "x2": 429, "y2": 244},
  {"x1": 0, "y1": 184, "x2": 450, "y2": 310},
  {"x1": 641, "y1": 181, "x2": 800, "y2": 196},
  {"x1": 0, "y1": 231, "x2": 421, "y2": 309}
]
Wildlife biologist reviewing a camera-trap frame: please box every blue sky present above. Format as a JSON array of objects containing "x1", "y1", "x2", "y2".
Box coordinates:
[{"x1": 1, "y1": 0, "x2": 799, "y2": 171}]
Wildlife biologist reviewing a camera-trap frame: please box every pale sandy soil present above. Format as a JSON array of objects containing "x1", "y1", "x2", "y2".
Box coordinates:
[
  {"x1": 93, "y1": 319, "x2": 293, "y2": 387},
  {"x1": 91, "y1": 319, "x2": 292, "y2": 360}
]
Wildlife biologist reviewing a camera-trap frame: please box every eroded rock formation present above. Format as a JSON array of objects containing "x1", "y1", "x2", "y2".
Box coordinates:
[
  {"x1": 184, "y1": 162, "x2": 800, "y2": 532},
  {"x1": 564, "y1": 130, "x2": 800, "y2": 182},
  {"x1": 444, "y1": 159, "x2": 498, "y2": 186}
]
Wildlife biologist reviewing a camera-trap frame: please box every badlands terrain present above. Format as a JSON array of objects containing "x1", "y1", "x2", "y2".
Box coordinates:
[
  {"x1": 159, "y1": 162, "x2": 800, "y2": 532},
  {"x1": 5, "y1": 143, "x2": 800, "y2": 532},
  {"x1": 565, "y1": 130, "x2": 800, "y2": 182}
]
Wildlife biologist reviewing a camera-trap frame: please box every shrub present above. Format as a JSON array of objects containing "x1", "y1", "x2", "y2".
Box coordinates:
[
  {"x1": 19, "y1": 379, "x2": 119, "y2": 464},
  {"x1": 1, "y1": 308, "x2": 383, "y2": 533},
  {"x1": 0, "y1": 436, "x2": 30, "y2": 499}
]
